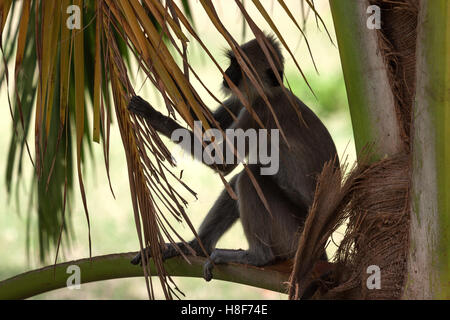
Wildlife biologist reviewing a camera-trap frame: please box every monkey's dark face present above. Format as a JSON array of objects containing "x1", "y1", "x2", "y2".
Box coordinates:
[
  {"x1": 222, "y1": 37, "x2": 285, "y2": 98},
  {"x1": 222, "y1": 57, "x2": 283, "y2": 92},
  {"x1": 265, "y1": 68, "x2": 283, "y2": 87},
  {"x1": 223, "y1": 57, "x2": 242, "y2": 90}
]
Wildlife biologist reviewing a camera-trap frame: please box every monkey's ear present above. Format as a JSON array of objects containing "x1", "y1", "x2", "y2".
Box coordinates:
[
  {"x1": 225, "y1": 49, "x2": 235, "y2": 61},
  {"x1": 266, "y1": 68, "x2": 283, "y2": 87}
]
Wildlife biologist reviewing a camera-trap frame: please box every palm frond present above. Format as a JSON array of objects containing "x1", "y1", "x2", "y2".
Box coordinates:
[{"x1": 1, "y1": 0, "x2": 329, "y2": 298}]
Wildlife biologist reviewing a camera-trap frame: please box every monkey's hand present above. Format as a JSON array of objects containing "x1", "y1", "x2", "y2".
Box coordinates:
[
  {"x1": 128, "y1": 95, "x2": 157, "y2": 120},
  {"x1": 130, "y1": 240, "x2": 205, "y2": 266}
]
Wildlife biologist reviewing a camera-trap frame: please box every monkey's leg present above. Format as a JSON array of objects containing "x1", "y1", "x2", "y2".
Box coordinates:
[
  {"x1": 203, "y1": 167, "x2": 284, "y2": 281},
  {"x1": 195, "y1": 174, "x2": 239, "y2": 252},
  {"x1": 131, "y1": 174, "x2": 239, "y2": 265},
  {"x1": 203, "y1": 165, "x2": 310, "y2": 281}
]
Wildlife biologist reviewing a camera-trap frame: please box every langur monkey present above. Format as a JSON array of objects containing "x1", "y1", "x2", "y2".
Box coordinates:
[{"x1": 128, "y1": 35, "x2": 338, "y2": 281}]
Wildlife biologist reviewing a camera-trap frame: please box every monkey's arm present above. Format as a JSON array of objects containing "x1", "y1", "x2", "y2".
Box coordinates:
[
  {"x1": 207, "y1": 98, "x2": 242, "y2": 130},
  {"x1": 128, "y1": 96, "x2": 243, "y2": 175}
]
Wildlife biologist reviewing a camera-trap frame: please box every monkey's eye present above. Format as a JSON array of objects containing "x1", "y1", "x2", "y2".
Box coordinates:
[{"x1": 266, "y1": 68, "x2": 283, "y2": 87}]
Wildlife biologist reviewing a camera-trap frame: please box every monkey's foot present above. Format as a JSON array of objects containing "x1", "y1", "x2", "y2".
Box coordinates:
[
  {"x1": 128, "y1": 96, "x2": 154, "y2": 118},
  {"x1": 130, "y1": 252, "x2": 143, "y2": 265},
  {"x1": 202, "y1": 252, "x2": 216, "y2": 282},
  {"x1": 202, "y1": 249, "x2": 273, "y2": 282},
  {"x1": 130, "y1": 245, "x2": 182, "y2": 266},
  {"x1": 131, "y1": 241, "x2": 205, "y2": 266},
  {"x1": 202, "y1": 249, "x2": 230, "y2": 281}
]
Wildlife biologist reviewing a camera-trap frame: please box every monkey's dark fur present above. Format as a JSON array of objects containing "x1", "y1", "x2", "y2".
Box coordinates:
[{"x1": 128, "y1": 36, "x2": 338, "y2": 282}]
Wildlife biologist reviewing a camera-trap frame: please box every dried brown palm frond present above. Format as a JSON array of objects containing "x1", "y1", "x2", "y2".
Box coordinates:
[
  {"x1": 289, "y1": 153, "x2": 410, "y2": 300},
  {"x1": 1, "y1": 0, "x2": 329, "y2": 298},
  {"x1": 99, "y1": 0, "x2": 320, "y2": 298}
]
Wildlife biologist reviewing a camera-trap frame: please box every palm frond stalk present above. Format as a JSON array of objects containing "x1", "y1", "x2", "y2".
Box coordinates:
[{"x1": 0, "y1": 253, "x2": 292, "y2": 299}]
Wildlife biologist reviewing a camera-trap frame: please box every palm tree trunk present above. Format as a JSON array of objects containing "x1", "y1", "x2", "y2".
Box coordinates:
[
  {"x1": 329, "y1": 0, "x2": 403, "y2": 159},
  {"x1": 404, "y1": 0, "x2": 450, "y2": 299}
]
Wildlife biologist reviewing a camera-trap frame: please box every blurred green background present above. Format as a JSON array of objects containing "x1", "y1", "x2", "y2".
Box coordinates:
[{"x1": 0, "y1": 1, "x2": 354, "y2": 299}]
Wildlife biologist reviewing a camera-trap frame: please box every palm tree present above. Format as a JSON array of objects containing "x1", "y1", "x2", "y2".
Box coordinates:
[{"x1": 0, "y1": 0, "x2": 448, "y2": 299}]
